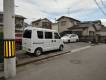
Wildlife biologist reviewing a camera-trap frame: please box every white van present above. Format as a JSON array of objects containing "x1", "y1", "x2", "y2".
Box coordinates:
[{"x1": 22, "y1": 27, "x2": 64, "y2": 56}]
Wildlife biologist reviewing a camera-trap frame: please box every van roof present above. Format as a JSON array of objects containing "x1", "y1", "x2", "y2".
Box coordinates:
[{"x1": 24, "y1": 27, "x2": 57, "y2": 32}]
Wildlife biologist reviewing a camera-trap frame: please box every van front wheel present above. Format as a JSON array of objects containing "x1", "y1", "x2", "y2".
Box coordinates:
[
  {"x1": 59, "y1": 45, "x2": 63, "y2": 51},
  {"x1": 34, "y1": 48, "x2": 42, "y2": 56}
]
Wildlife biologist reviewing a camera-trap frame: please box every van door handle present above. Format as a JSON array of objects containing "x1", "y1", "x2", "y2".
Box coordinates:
[
  {"x1": 54, "y1": 40, "x2": 56, "y2": 42},
  {"x1": 51, "y1": 40, "x2": 56, "y2": 42},
  {"x1": 51, "y1": 40, "x2": 54, "y2": 42}
]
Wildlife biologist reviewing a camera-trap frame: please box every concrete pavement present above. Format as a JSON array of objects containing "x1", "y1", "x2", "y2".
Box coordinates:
[{"x1": 6, "y1": 44, "x2": 106, "y2": 80}]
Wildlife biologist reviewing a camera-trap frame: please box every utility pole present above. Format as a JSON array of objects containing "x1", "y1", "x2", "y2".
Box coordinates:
[
  {"x1": 3, "y1": 0, "x2": 16, "y2": 79},
  {"x1": 67, "y1": 8, "x2": 70, "y2": 16}
]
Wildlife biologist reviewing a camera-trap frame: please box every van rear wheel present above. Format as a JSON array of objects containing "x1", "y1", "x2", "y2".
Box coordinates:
[
  {"x1": 34, "y1": 48, "x2": 42, "y2": 56},
  {"x1": 68, "y1": 40, "x2": 70, "y2": 43}
]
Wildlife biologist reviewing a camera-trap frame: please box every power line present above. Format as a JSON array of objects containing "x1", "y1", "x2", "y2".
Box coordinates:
[
  {"x1": 94, "y1": 0, "x2": 106, "y2": 16},
  {"x1": 100, "y1": 0, "x2": 106, "y2": 8}
]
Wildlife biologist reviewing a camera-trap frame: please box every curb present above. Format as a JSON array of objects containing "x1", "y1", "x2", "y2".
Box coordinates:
[
  {"x1": 16, "y1": 51, "x2": 70, "y2": 67},
  {"x1": 0, "y1": 51, "x2": 70, "y2": 72}
]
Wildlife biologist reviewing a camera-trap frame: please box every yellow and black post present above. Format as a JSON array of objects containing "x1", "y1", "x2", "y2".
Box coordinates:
[{"x1": 4, "y1": 39, "x2": 15, "y2": 58}]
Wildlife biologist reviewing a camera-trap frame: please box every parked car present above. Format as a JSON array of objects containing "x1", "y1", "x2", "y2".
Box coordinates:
[
  {"x1": 22, "y1": 27, "x2": 64, "y2": 56},
  {"x1": 61, "y1": 34, "x2": 79, "y2": 43}
]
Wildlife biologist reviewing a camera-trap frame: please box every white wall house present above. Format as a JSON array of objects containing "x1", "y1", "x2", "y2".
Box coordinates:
[
  {"x1": 52, "y1": 23, "x2": 59, "y2": 32},
  {"x1": 57, "y1": 16, "x2": 80, "y2": 33}
]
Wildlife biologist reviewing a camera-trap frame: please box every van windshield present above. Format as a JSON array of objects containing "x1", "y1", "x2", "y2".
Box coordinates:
[{"x1": 23, "y1": 30, "x2": 32, "y2": 38}]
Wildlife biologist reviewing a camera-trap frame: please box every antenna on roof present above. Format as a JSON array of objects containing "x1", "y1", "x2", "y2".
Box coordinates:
[{"x1": 67, "y1": 8, "x2": 70, "y2": 16}]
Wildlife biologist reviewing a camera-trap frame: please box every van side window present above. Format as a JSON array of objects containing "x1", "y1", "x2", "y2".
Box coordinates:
[
  {"x1": 54, "y1": 32, "x2": 60, "y2": 39},
  {"x1": 37, "y1": 31, "x2": 43, "y2": 39},
  {"x1": 45, "y1": 32, "x2": 52, "y2": 39},
  {"x1": 23, "y1": 30, "x2": 32, "y2": 38}
]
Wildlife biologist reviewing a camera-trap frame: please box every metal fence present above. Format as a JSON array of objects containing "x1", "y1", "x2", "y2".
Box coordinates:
[
  {"x1": 79, "y1": 36, "x2": 106, "y2": 43},
  {"x1": 98, "y1": 36, "x2": 106, "y2": 43},
  {"x1": 79, "y1": 36, "x2": 94, "y2": 42}
]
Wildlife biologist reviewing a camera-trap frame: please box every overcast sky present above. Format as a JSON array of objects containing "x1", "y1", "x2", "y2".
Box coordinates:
[{"x1": 0, "y1": 0, "x2": 106, "y2": 24}]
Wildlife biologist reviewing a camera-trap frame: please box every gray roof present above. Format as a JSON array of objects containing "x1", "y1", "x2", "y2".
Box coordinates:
[
  {"x1": 57, "y1": 16, "x2": 80, "y2": 22},
  {"x1": 32, "y1": 18, "x2": 52, "y2": 23},
  {"x1": 15, "y1": 15, "x2": 26, "y2": 19},
  {"x1": 68, "y1": 22, "x2": 97, "y2": 30}
]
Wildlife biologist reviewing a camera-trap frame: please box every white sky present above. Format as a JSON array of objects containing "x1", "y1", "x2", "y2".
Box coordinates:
[{"x1": 0, "y1": 0, "x2": 106, "y2": 24}]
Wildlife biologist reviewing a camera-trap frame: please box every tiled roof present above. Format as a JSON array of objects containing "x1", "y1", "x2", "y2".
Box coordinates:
[
  {"x1": 68, "y1": 25, "x2": 88, "y2": 30},
  {"x1": 32, "y1": 18, "x2": 52, "y2": 23},
  {"x1": 32, "y1": 19, "x2": 41, "y2": 23},
  {"x1": 57, "y1": 16, "x2": 80, "y2": 22},
  {"x1": 0, "y1": 11, "x2": 26, "y2": 19},
  {"x1": 68, "y1": 22, "x2": 97, "y2": 30},
  {"x1": 15, "y1": 15, "x2": 26, "y2": 19}
]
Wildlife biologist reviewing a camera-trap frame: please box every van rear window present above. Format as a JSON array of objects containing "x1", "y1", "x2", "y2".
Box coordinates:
[{"x1": 23, "y1": 30, "x2": 32, "y2": 38}]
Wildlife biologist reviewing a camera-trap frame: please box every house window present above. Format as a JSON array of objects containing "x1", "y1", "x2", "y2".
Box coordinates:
[
  {"x1": 0, "y1": 16, "x2": 3, "y2": 23},
  {"x1": 15, "y1": 24, "x2": 22, "y2": 28},
  {"x1": 61, "y1": 21, "x2": 66, "y2": 26},
  {"x1": 89, "y1": 31, "x2": 94, "y2": 36},
  {"x1": 35, "y1": 23, "x2": 39, "y2": 26},
  {"x1": 42, "y1": 22, "x2": 48, "y2": 28}
]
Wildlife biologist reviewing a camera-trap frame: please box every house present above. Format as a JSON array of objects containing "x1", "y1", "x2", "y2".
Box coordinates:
[
  {"x1": 56, "y1": 16, "x2": 80, "y2": 33},
  {"x1": 52, "y1": 23, "x2": 59, "y2": 32},
  {"x1": 32, "y1": 18, "x2": 52, "y2": 29},
  {"x1": 0, "y1": 23, "x2": 3, "y2": 33},
  {"x1": 68, "y1": 22, "x2": 97, "y2": 41},
  {"x1": 96, "y1": 25, "x2": 106, "y2": 43},
  {"x1": 96, "y1": 26, "x2": 106, "y2": 36},
  {"x1": 0, "y1": 12, "x2": 26, "y2": 49},
  {"x1": 15, "y1": 15, "x2": 26, "y2": 44},
  {"x1": 68, "y1": 22, "x2": 97, "y2": 36},
  {"x1": 68, "y1": 20, "x2": 106, "y2": 42},
  {"x1": 24, "y1": 22, "x2": 29, "y2": 28},
  {"x1": 0, "y1": 12, "x2": 3, "y2": 32}
]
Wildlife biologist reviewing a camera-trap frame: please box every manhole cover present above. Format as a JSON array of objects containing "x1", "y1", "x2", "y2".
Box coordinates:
[{"x1": 70, "y1": 59, "x2": 81, "y2": 64}]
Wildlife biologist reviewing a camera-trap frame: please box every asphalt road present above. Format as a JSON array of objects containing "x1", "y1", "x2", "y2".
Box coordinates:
[
  {"x1": 7, "y1": 43, "x2": 106, "y2": 80},
  {"x1": 0, "y1": 42, "x2": 90, "y2": 78}
]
